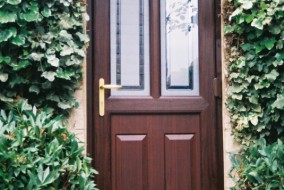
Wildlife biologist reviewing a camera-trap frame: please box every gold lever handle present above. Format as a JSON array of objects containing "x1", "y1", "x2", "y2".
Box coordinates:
[
  {"x1": 99, "y1": 78, "x2": 122, "y2": 116},
  {"x1": 100, "y1": 84, "x2": 122, "y2": 90}
]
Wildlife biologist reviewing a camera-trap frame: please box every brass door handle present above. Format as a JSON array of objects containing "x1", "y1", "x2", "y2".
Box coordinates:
[{"x1": 99, "y1": 78, "x2": 122, "y2": 116}]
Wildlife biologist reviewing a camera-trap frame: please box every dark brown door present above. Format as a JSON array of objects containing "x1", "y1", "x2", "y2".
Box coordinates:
[{"x1": 87, "y1": 0, "x2": 223, "y2": 190}]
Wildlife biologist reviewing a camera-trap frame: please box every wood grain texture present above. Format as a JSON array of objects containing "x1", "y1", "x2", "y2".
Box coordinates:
[
  {"x1": 87, "y1": 0, "x2": 223, "y2": 189},
  {"x1": 165, "y1": 134, "x2": 198, "y2": 190},
  {"x1": 111, "y1": 114, "x2": 200, "y2": 190},
  {"x1": 112, "y1": 135, "x2": 148, "y2": 190}
]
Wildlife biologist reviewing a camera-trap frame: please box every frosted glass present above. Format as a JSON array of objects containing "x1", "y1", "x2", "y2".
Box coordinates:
[
  {"x1": 111, "y1": 0, "x2": 150, "y2": 96},
  {"x1": 161, "y1": 0, "x2": 199, "y2": 96}
]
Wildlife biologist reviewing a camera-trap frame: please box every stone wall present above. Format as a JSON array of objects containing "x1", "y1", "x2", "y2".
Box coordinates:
[{"x1": 221, "y1": 0, "x2": 239, "y2": 189}]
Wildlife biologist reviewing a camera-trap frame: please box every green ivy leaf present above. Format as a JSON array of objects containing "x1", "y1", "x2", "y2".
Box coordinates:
[
  {"x1": 0, "y1": 10, "x2": 17, "y2": 23},
  {"x1": 240, "y1": 43, "x2": 253, "y2": 51},
  {"x1": 254, "y1": 81, "x2": 270, "y2": 90},
  {"x1": 30, "y1": 53, "x2": 44, "y2": 61},
  {"x1": 29, "y1": 85, "x2": 40, "y2": 95},
  {"x1": 272, "y1": 96, "x2": 284, "y2": 109},
  {"x1": 245, "y1": 13, "x2": 255, "y2": 23},
  {"x1": 0, "y1": 73, "x2": 8, "y2": 82},
  {"x1": 41, "y1": 7, "x2": 51, "y2": 18},
  {"x1": 60, "y1": 45, "x2": 74, "y2": 56},
  {"x1": 0, "y1": 56, "x2": 11, "y2": 63},
  {"x1": 229, "y1": 8, "x2": 243, "y2": 21},
  {"x1": 58, "y1": 14, "x2": 74, "y2": 29},
  {"x1": 263, "y1": 38, "x2": 276, "y2": 50},
  {"x1": 46, "y1": 54, "x2": 59, "y2": 67},
  {"x1": 269, "y1": 25, "x2": 281, "y2": 35},
  {"x1": 241, "y1": 1, "x2": 253, "y2": 10},
  {"x1": 57, "y1": 102, "x2": 72, "y2": 110},
  {"x1": 56, "y1": 69, "x2": 75, "y2": 80},
  {"x1": 76, "y1": 32, "x2": 89, "y2": 42},
  {"x1": 249, "y1": 96, "x2": 258, "y2": 104},
  {"x1": 251, "y1": 18, "x2": 263, "y2": 30},
  {"x1": 7, "y1": 0, "x2": 21, "y2": 5},
  {"x1": 0, "y1": 94, "x2": 13, "y2": 102},
  {"x1": 272, "y1": 59, "x2": 283, "y2": 67},
  {"x1": 66, "y1": 56, "x2": 80, "y2": 66},
  {"x1": 41, "y1": 71, "x2": 56, "y2": 82},
  {"x1": 20, "y1": 11, "x2": 40, "y2": 22},
  {"x1": 11, "y1": 35, "x2": 25, "y2": 46},
  {"x1": 12, "y1": 60, "x2": 30, "y2": 71},
  {"x1": 19, "y1": 2, "x2": 40, "y2": 22},
  {"x1": 7, "y1": 0, "x2": 22, "y2": 5},
  {"x1": 59, "y1": 30, "x2": 73, "y2": 42},
  {"x1": 0, "y1": 27, "x2": 17, "y2": 43},
  {"x1": 250, "y1": 115, "x2": 258, "y2": 126},
  {"x1": 265, "y1": 69, "x2": 279, "y2": 81}
]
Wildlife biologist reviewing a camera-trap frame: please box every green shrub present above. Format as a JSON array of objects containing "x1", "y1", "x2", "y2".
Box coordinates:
[
  {"x1": 230, "y1": 138, "x2": 284, "y2": 190},
  {"x1": 0, "y1": 0, "x2": 89, "y2": 117},
  {"x1": 224, "y1": 0, "x2": 284, "y2": 189},
  {"x1": 0, "y1": 100, "x2": 98, "y2": 189},
  {"x1": 225, "y1": 0, "x2": 284, "y2": 146}
]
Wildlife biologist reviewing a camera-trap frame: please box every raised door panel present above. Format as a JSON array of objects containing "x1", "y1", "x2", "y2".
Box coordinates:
[
  {"x1": 111, "y1": 114, "x2": 200, "y2": 190},
  {"x1": 165, "y1": 134, "x2": 200, "y2": 190},
  {"x1": 112, "y1": 135, "x2": 148, "y2": 190}
]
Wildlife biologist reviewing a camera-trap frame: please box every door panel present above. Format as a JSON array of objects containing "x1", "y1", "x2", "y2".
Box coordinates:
[
  {"x1": 165, "y1": 134, "x2": 198, "y2": 190},
  {"x1": 112, "y1": 134, "x2": 148, "y2": 190},
  {"x1": 111, "y1": 115, "x2": 200, "y2": 190},
  {"x1": 88, "y1": 0, "x2": 223, "y2": 189}
]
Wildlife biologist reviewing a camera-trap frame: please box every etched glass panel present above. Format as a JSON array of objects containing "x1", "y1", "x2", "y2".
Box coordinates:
[
  {"x1": 161, "y1": 0, "x2": 199, "y2": 96},
  {"x1": 111, "y1": 0, "x2": 150, "y2": 96}
]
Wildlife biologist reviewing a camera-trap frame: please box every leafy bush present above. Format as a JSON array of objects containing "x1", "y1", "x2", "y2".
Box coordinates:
[
  {"x1": 224, "y1": 0, "x2": 284, "y2": 189},
  {"x1": 0, "y1": 0, "x2": 89, "y2": 117},
  {"x1": 225, "y1": 0, "x2": 284, "y2": 146},
  {"x1": 0, "y1": 100, "x2": 98, "y2": 189},
  {"x1": 0, "y1": 0, "x2": 97, "y2": 188},
  {"x1": 230, "y1": 138, "x2": 284, "y2": 190}
]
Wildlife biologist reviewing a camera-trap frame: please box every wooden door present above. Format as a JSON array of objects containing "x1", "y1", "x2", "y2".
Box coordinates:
[{"x1": 87, "y1": 0, "x2": 223, "y2": 189}]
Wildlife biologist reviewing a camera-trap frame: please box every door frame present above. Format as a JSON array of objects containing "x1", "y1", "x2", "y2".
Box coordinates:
[{"x1": 86, "y1": 0, "x2": 223, "y2": 189}]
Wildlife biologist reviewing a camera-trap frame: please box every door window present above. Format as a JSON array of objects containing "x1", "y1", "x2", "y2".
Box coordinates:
[
  {"x1": 161, "y1": 0, "x2": 199, "y2": 96},
  {"x1": 110, "y1": 0, "x2": 150, "y2": 96}
]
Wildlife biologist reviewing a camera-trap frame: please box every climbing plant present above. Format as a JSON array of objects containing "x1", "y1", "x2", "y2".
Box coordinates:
[
  {"x1": 225, "y1": 0, "x2": 284, "y2": 189},
  {"x1": 0, "y1": 0, "x2": 89, "y2": 117},
  {"x1": 0, "y1": 0, "x2": 97, "y2": 189}
]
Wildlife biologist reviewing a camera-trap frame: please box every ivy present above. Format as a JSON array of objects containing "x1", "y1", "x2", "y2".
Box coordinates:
[
  {"x1": 225, "y1": 0, "x2": 284, "y2": 145},
  {"x1": 225, "y1": 0, "x2": 284, "y2": 189},
  {"x1": 0, "y1": 0, "x2": 89, "y2": 117},
  {"x1": 0, "y1": 0, "x2": 97, "y2": 189}
]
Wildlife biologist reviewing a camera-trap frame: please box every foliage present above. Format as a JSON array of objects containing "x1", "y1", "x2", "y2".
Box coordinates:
[
  {"x1": 230, "y1": 138, "x2": 284, "y2": 190},
  {"x1": 225, "y1": 0, "x2": 284, "y2": 145},
  {"x1": 225, "y1": 0, "x2": 284, "y2": 189},
  {"x1": 0, "y1": 100, "x2": 98, "y2": 189},
  {"x1": 0, "y1": 0, "x2": 89, "y2": 117},
  {"x1": 0, "y1": 0, "x2": 97, "y2": 188}
]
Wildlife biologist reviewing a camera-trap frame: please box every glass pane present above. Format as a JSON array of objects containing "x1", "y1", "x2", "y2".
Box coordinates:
[
  {"x1": 161, "y1": 0, "x2": 199, "y2": 96},
  {"x1": 111, "y1": 0, "x2": 150, "y2": 96}
]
